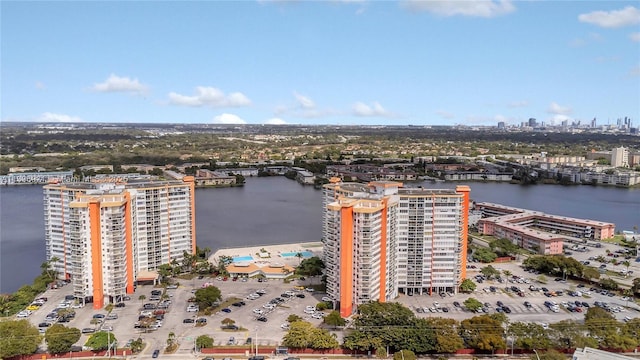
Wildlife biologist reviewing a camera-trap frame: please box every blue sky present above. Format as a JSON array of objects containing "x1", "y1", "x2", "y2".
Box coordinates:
[{"x1": 2, "y1": 1, "x2": 639, "y2": 126}]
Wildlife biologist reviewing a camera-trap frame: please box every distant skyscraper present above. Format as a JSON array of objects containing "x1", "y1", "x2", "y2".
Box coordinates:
[
  {"x1": 322, "y1": 180, "x2": 469, "y2": 316},
  {"x1": 497, "y1": 121, "x2": 505, "y2": 129},
  {"x1": 528, "y1": 118, "x2": 537, "y2": 127},
  {"x1": 43, "y1": 177, "x2": 196, "y2": 308},
  {"x1": 591, "y1": 118, "x2": 597, "y2": 128}
]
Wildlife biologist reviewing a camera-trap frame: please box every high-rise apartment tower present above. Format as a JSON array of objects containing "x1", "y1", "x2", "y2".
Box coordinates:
[
  {"x1": 322, "y1": 179, "x2": 469, "y2": 316},
  {"x1": 43, "y1": 177, "x2": 196, "y2": 309}
]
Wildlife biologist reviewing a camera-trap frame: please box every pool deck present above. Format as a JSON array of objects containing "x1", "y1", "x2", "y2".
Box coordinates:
[{"x1": 209, "y1": 241, "x2": 323, "y2": 267}]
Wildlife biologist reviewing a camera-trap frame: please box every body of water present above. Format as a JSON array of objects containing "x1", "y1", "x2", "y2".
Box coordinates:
[{"x1": 1, "y1": 177, "x2": 638, "y2": 293}]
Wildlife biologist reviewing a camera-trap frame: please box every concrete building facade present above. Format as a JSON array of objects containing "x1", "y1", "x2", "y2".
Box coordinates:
[
  {"x1": 611, "y1": 147, "x2": 629, "y2": 168},
  {"x1": 322, "y1": 179, "x2": 469, "y2": 317},
  {"x1": 43, "y1": 177, "x2": 196, "y2": 309},
  {"x1": 476, "y1": 202, "x2": 615, "y2": 254}
]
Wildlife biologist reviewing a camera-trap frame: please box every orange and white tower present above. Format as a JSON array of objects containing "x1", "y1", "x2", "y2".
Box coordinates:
[
  {"x1": 43, "y1": 177, "x2": 196, "y2": 309},
  {"x1": 322, "y1": 180, "x2": 469, "y2": 317}
]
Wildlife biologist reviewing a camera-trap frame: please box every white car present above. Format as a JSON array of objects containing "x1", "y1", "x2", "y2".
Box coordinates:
[
  {"x1": 305, "y1": 305, "x2": 316, "y2": 311},
  {"x1": 17, "y1": 311, "x2": 31, "y2": 318},
  {"x1": 312, "y1": 312, "x2": 324, "y2": 319},
  {"x1": 321, "y1": 296, "x2": 332, "y2": 302},
  {"x1": 280, "y1": 323, "x2": 290, "y2": 330},
  {"x1": 304, "y1": 308, "x2": 316, "y2": 314},
  {"x1": 252, "y1": 309, "x2": 264, "y2": 315},
  {"x1": 102, "y1": 325, "x2": 113, "y2": 331},
  {"x1": 285, "y1": 291, "x2": 295, "y2": 296},
  {"x1": 262, "y1": 303, "x2": 275, "y2": 310},
  {"x1": 186, "y1": 306, "x2": 199, "y2": 312}
]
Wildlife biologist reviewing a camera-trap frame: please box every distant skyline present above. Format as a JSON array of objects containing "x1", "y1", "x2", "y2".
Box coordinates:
[{"x1": 2, "y1": 1, "x2": 639, "y2": 126}]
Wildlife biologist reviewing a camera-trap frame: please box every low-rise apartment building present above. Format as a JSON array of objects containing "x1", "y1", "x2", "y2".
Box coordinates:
[{"x1": 476, "y1": 202, "x2": 615, "y2": 254}]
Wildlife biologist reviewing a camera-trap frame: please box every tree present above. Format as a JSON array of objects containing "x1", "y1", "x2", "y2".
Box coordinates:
[
  {"x1": 138, "y1": 294, "x2": 146, "y2": 303},
  {"x1": 599, "y1": 278, "x2": 619, "y2": 291},
  {"x1": 548, "y1": 320, "x2": 598, "y2": 349},
  {"x1": 425, "y1": 317, "x2": 464, "y2": 353},
  {"x1": 507, "y1": 322, "x2": 551, "y2": 350},
  {"x1": 324, "y1": 310, "x2": 346, "y2": 328},
  {"x1": 463, "y1": 297, "x2": 483, "y2": 312},
  {"x1": 582, "y1": 267, "x2": 600, "y2": 284},
  {"x1": 472, "y1": 248, "x2": 498, "y2": 263},
  {"x1": 194, "y1": 285, "x2": 222, "y2": 309},
  {"x1": 221, "y1": 318, "x2": 235, "y2": 326},
  {"x1": 45, "y1": 324, "x2": 81, "y2": 354},
  {"x1": 393, "y1": 350, "x2": 417, "y2": 360},
  {"x1": 490, "y1": 238, "x2": 519, "y2": 257},
  {"x1": 531, "y1": 349, "x2": 568, "y2": 360},
  {"x1": 459, "y1": 279, "x2": 476, "y2": 293},
  {"x1": 460, "y1": 315, "x2": 505, "y2": 352},
  {"x1": 632, "y1": 277, "x2": 640, "y2": 295},
  {"x1": 287, "y1": 314, "x2": 303, "y2": 323},
  {"x1": 166, "y1": 332, "x2": 177, "y2": 350},
  {"x1": 480, "y1": 265, "x2": 501, "y2": 279},
  {"x1": 0, "y1": 319, "x2": 40, "y2": 359},
  {"x1": 296, "y1": 256, "x2": 325, "y2": 277},
  {"x1": 128, "y1": 338, "x2": 144, "y2": 353},
  {"x1": 622, "y1": 261, "x2": 631, "y2": 276},
  {"x1": 196, "y1": 335, "x2": 214, "y2": 349},
  {"x1": 85, "y1": 331, "x2": 117, "y2": 351},
  {"x1": 283, "y1": 321, "x2": 315, "y2": 348},
  {"x1": 584, "y1": 307, "x2": 619, "y2": 339}
]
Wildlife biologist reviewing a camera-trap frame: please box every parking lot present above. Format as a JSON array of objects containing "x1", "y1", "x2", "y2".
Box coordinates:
[
  {"x1": 23, "y1": 276, "x2": 332, "y2": 357},
  {"x1": 397, "y1": 261, "x2": 640, "y2": 326}
]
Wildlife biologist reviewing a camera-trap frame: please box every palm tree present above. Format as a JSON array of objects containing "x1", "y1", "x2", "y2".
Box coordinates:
[
  {"x1": 622, "y1": 260, "x2": 631, "y2": 277},
  {"x1": 138, "y1": 294, "x2": 146, "y2": 304},
  {"x1": 295, "y1": 252, "x2": 304, "y2": 266},
  {"x1": 167, "y1": 332, "x2": 176, "y2": 348},
  {"x1": 503, "y1": 270, "x2": 512, "y2": 277},
  {"x1": 203, "y1": 247, "x2": 212, "y2": 260}
]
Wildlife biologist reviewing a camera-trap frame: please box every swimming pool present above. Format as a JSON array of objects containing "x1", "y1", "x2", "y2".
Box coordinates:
[
  {"x1": 280, "y1": 251, "x2": 313, "y2": 258},
  {"x1": 232, "y1": 255, "x2": 254, "y2": 262}
]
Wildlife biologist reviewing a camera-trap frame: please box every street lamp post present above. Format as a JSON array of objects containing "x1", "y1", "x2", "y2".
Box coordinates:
[
  {"x1": 255, "y1": 327, "x2": 259, "y2": 356},
  {"x1": 533, "y1": 349, "x2": 541, "y2": 360}
]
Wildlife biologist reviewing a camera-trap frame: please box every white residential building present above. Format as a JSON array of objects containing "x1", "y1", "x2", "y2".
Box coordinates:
[
  {"x1": 43, "y1": 177, "x2": 196, "y2": 309},
  {"x1": 322, "y1": 179, "x2": 470, "y2": 317}
]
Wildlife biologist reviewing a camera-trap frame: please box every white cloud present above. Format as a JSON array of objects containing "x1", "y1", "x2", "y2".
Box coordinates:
[
  {"x1": 435, "y1": 110, "x2": 455, "y2": 119},
  {"x1": 402, "y1": 0, "x2": 515, "y2": 18},
  {"x1": 169, "y1": 86, "x2": 251, "y2": 107},
  {"x1": 91, "y1": 74, "x2": 148, "y2": 94},
  {"x1": 629, "y1": 65, "x2": 640, "y2": 77},
  {"x1": 265, "y1": 118, "x2": 288, "y2": 125},
  {"x1": 507, "y1": 100, "x2": 529, "y2": 108},
  {"x1": 352, "y1": 101, "x2": 394, "y2": 117},
  {"x1": 39, "y1": 112, "x2": 83, "y2": 123},
  {"x1": 547, "y1": 102, "x2": 572, "y2": 115},
  {"x1": 569, "y1": 32, "x2": 603, "y2": 48},
  {"x1": 212, "y1": 113, "x2": 247, "y2": 124},
  {"x1": 293, "y1": 91, "x2": 315, "y2": 109},
  {"x1": 578, "y1": 6, "x2": 640, "y2": 28},
  {"x1": 35, "y1": 81, "x2": 45, "y2": 90},
  {"x1": 630, "y1": 32, "x2": 640, "y2": 42}
]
